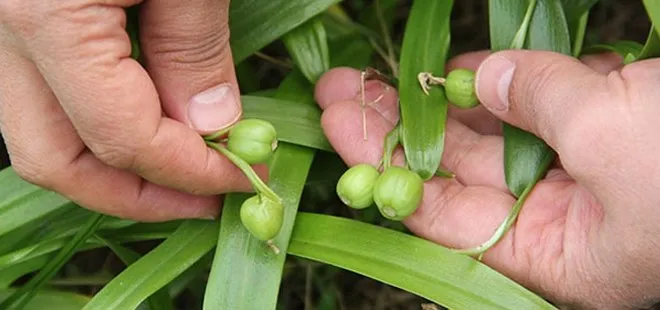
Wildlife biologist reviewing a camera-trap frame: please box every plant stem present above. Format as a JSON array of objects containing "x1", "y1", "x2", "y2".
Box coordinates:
[
  {"x1": 381, "y1": 121, "x2": 401, "y2": 170},
  {"x1": 449, "y1": 151, "x2": 554, "y2": 257},
  {"x1": 203, "y1": 126, "x2": 234, "y2": 141},
  {"x1": 206, "y1": 141, "x2": 281, "y2": 204}
]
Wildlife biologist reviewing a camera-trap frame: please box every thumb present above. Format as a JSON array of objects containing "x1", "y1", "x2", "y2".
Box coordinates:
[
  {"x1": 139, "y1": 0, "x2": 241, "y2": 135},
  {"x1": 474, "y1": 50, "x2": 608, "y2": 148}
]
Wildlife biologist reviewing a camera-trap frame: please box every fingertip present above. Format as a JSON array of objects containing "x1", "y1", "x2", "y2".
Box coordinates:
[{"x1": 315, "y1": 67, "x2": 362, "y2": 109}]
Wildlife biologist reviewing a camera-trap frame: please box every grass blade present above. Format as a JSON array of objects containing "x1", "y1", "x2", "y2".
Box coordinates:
[
  {"x1": 203, "y1": 74, "x2": 317, "y2": 310},
  {"x1": 490, "y1": 0, "x2": 569, "y2": 197},
  {"x1": 94, "y1": 236, "x2": 174, "y2": 310},
  {"x1": 82, "y1": 220, "x2": 217, "y2": 310},
  {"x1": 288, "y1": 213, "x2": 557, "y2": 310},
  {"x1": 0, "y1": 289, "x2": 89, "y2": 310},
  {"x1": 0, "y1": 168, "x2": 73, "y2": 239},
  {"x1": 229, "y1": 0, "x2": 340, "y2": 64},
  {"x1": 397, "y1": 0, "x2": 453, "y2": 180},
  {"x1": 0, "y1": 214, "x2": 105, "y2": 309},
  {"x1": 283, "y1": 17, "x2": 330, "y2": 83}
]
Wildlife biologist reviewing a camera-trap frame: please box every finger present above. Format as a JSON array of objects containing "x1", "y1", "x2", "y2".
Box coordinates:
[
  {"x1": 317, "y1": 68, "x2": 508, "y2": 190},
  {"x1": 315, "y1": 67, "x2": 400, "y2": 124},
  {"x1": 0, "y1": 50, "x2": 220, "y2": 221},
  {"x1": 446, "y1": 51, "x2": 625, "y2": 136},
  {"x1": 579, "y1": 52, "x2": 624, "y2": 74},
  {"x1": 19, "y1": 1, "x2": 263, "y2": 195},
  {"x1": 140, "y1": 0, "x2": 241, "y2": 134},
  {"x1": 474, "y1": 49, "x2": 610, "y2": 151}
]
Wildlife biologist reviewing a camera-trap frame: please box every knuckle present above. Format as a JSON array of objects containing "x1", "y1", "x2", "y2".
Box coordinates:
[
  {"x1": 89, "y1": 140, "x2": 139, "y2": 170},
  {"x1": 145, "y1": 24, "x2": 231, "y2": 71}
]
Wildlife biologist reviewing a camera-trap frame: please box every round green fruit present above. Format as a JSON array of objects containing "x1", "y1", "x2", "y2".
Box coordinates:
[
  {"x1": 227, "y1": 119, "x2": 277, "y2": 164},
  {"x1": 373, "y1": 166, "x2": 424, "y2": 221},
  {"x1": 445, "y1": 69, "x2": 479, "y2": 109},
  {"x1": 239, "y1": 195, "x2": 284, "y2": 241},
  {"x1": 336, "y1": 164, "x2": 380, "y2": 209}
]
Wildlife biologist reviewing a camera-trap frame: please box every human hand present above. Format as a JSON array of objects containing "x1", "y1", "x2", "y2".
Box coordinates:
[
  {"x1": 314, "y1": 50, "x2": 660, "y2": 309},
  {"x1": 0, "y1": 1, "x2": 266, "y2": 221}
]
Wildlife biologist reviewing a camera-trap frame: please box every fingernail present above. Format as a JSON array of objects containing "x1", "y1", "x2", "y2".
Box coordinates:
[
  {"x1": 475, "y1": 55, "x2": 516, "y2": 112},
  {"x1": 188, "y1": 84, "x2": 241, "y2": 133}
]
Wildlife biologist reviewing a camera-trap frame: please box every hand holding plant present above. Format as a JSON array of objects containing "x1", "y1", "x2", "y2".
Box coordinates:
[
  {"x1": 314, "y1": 50, "x2": 660, "y2": 309},
  {"x1": 0, "y1": 0, "x2": 258, "y2": 222}
]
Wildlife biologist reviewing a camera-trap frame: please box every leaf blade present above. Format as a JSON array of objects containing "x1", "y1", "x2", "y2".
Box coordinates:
[
  {"x1": 398, "y1": 0, "x2": 453, "y2": 180},
  {"x1": 288, "y1": 213, "x2": 557, "y2": 310}
]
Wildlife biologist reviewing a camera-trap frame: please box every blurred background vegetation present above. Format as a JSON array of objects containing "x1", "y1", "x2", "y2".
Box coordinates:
[{"x1": 0, "y1": 1, "x2": 652, "y2": 309}]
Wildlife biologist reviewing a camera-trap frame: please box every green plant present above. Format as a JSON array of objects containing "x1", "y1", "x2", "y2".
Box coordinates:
[{"x1": 1, "y1": 1, "x2": 659, "y2": 309}]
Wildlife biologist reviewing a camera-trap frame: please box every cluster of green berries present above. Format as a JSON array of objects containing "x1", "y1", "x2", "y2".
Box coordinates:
[
  {"x1": 336, "y1": 164, "x2": 424, "y2": 221},
  {"x1": 222, "y1": 119, "x2": 283, "y2": 242}
]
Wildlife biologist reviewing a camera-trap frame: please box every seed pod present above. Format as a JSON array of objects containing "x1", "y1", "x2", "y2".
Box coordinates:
[
  {"x1": 227, "y1": 119, "x2": 278, "y2": 164},
  {"x1": 239, "y1": 195, "x2": 284, "y2": 241},
  {"x1": 445, "y1": 69, "x2": 479, "y2": 109},
  {"x1": 373, "y1": 166, "x2": 424, "y2": 221},
  {"x1": 336, "y1": 164, "x2": 380, "y2": 209}
]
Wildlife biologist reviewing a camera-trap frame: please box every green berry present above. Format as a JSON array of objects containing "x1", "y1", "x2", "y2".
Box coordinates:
[
  {"x1": 336, "y1": 164, "x2": 380, "y2": 209},
  {"x1": 373, "y1": 166, "x2": 424, "y2": 221},
  {"x1": 445, "y1": 69, "x2": 479, "y2": 109},
  {"x1": 239, "y1": 195, "x2": 284, "y2": 241},
  {"x1": 227, "y1": 119, "x2": 277, "y2": 164}
]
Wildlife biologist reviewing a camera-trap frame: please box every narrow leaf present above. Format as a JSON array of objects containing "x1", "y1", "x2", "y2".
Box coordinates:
[
  {"x1": 398, "y1": 0, "x2": 453, "y2": 180},
  {"x1": 282, "y1": 17, "x2": 330, "y2": 84},
  {"x1": 490, "y1": 0, "x2": 570, "y2": 197},
  {"x1": 83, "y1": 220, "x2": 217, "y2": 310},
  {"x1": 643, "y1": 0, "x2": 660, "y2": 37},
  {"x1": 0, "y1": 289, "x2": 89, "y2": 310},
  {"x1": 0, "y1": 168, "x2": 73, "y2": 239},
  {"x1": 229, "y1": 0, "x2": 340, "y2": 63},
  {"x1": 203, "y1": 74, "x2": 317, "y2": 309},
  {"x1": 95, "y1": 236, "x2": 174, "y2": 310},
  {"x1": 0, "y1": 214, "x2": 105, "y2": 309},
  {"x1": 288, "y1": 213, "x2": 557, "y2": 310}
]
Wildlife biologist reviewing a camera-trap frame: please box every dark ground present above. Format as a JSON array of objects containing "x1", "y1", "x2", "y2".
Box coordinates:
[{"x1": 0, "y1": 1, "x2": 654, "y2": 309}]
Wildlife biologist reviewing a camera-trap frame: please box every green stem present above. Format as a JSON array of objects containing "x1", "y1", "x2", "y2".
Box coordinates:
[
  {"x1": 203, "y1": 126, "x2": 234, "y2": 141},
  {"x1": 509, "y1": 0, "x2": 537, "y2": 49},
  {"x1": 381, "y1": 121, "x2": 401, "y2": 170},
  {"x1": 434, "y1": 167, "x2": 455, "y2": 179},
  {"x1": 449, "y1": 151, "x2": 554, "y2": 257},
  {"x1": 206, "y1": 141, "x2": 281, "y2": 204}
]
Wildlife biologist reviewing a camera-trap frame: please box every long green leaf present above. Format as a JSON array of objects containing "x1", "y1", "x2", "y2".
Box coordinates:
[
  {"x1": 283, "y1": 17, "x2": 330, "y2": 84},
  {"x1": 83, "y1": 220, "x2": 216, "y2": 310},
  {"x1": 560, "y1": 0, "x2": 598, "y2": 22},
  {"x1": 643, "y1": 0, "x2": 660, "y2": 37},
  {"x1": 398, "y1": 0, "x2": 453, "y2": 180},
  {"x1": 95, "y1": 236, "x2": 174, "y2": 310},
  {"x1": 288, "y1": 213, "x2": 557, "y2": 310},
  {"x1": 229, "y1": 0, "x2": 340, "y2": 63},
  {"x1": 204, "y1": 52, "x2": 319, "y2": 310},
  {"x1": 490, "y1": 0, "x2": 569, "y2": 197},
  {"x1": 0, "y1": 168, "x2": 72, "y2": 239},
  {"x1": 0, "y1": 214, "x2": 105, "y2": 309},
  {"x1": 0, "y1": 289, "x2": 89, "y2": 310}
]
